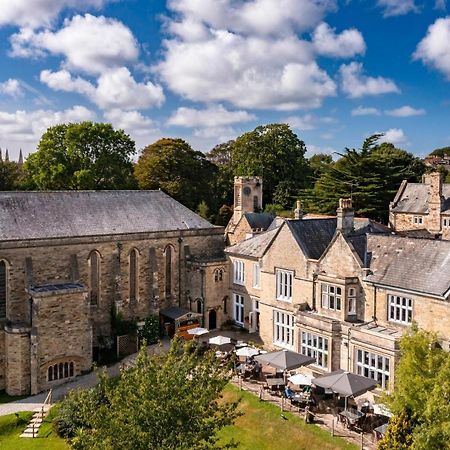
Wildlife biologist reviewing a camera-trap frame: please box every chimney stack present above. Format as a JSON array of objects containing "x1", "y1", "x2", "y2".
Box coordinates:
[
  {"x1": 336, "y1": 198, "x2": 354, "y2": 236},
  {"x1": 423, "y1": 171, "x2": 443, "y2": 232},
  {"x1": 294, "y1": 200, "x2": 303, "y2": 220}
]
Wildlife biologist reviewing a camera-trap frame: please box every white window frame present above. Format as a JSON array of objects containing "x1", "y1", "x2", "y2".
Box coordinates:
[
  {"x1": 252, "y1": 263, "x2": 261, "y2": 289},
  {"x1": 388, "y1": 294, "x2": 412, "y2": 325},
  {"x1": 348, "y1": 287, "x2": 357, "y2": 316},
  {"x1": 233, "y1": 293, "x2": 245, "y2": 326},
  {"x1": 233, "y1": 260, "x2": 245, "y2": 285},
  {"x1": 413, "y1": 216, "x2": 423, "y2": 225},
  {"x1": 443, "y1": 217, "x2": 450, "y2": 228},
  {"x1": 276, "y1": 269, "x2": 293, "y2": 302},
  {"x1": 321, "y1": 283, "x2": 342, "y2": 311},
  {"x1": 300, "y1": 331, "x2": 329, "y2": 369},
  {"x1": 356, "y1": 348, "x2": 390, "y2": 389},
  {"x1": 273, "y1": 310, "x2": 295, "y2": 348}
]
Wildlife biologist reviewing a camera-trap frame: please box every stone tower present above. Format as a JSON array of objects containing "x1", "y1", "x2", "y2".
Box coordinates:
[{"x1": 232, "y1": 176, "x2": 263, "y2": 225}]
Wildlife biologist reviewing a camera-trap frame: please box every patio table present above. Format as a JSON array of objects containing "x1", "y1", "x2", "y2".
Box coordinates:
[{"x1": 266, "y1": 377, "x2": 285, "y2": 388}]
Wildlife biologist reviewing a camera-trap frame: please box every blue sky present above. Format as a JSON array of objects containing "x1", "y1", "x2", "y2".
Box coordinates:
[{"x1": 1, "y1": 0, "x2": 450, "y2": 160}]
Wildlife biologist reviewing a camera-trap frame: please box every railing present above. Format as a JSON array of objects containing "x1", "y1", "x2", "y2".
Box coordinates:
[{"x1": 31, "y1": 389, "x2": 52, "y2": 438}]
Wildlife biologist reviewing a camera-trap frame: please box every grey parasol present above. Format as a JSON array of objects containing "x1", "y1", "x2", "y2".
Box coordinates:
[{"x1": 254, "y1": 349, "x2": 315, "y2": 371}]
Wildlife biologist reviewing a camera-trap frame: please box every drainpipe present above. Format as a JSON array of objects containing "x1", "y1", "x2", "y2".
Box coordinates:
[
  {"x1": 178, "y1": 236, "x2": 183, "y2": 307},
  {"x1": 312, "y1": 272, "x2": 318, "y2": 311},
  {"x1": 200, "y1": 267, "x2": 205, "y2": 327},
  {"x1": 372, "y1": 285, "x2": 377, "y2": 321}
]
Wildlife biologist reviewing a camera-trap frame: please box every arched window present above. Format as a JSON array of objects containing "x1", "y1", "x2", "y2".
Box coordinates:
[
  {"x1": 223, "y1": 296, "x2": 228, "y2": 314},
  {"x1": 253, "y1": 195, "x2": 259, "y2": 211},
  {"x1": 0, "y1": 260, "x2": 7, "y2": 318},
  {"x1": 219, "y1": 269, "x2": 224, "y2": 281},
  {"x1": 48, "y1": 367, "x2": 53, "y2": 381},
  {"x1": 165, "y1": 245, "x2": 173, "y2": 297},
  {"x1": 64, "y1": 362, "x2": 69, "y2": 378},
  {"x1": 129, "y1": 248, "x2": 139, "y2": 301},
  {"x1": 53, "y1": 365, "x2": 58, "y2": 380},
  {"x1": 48, "y1": 361, "x2": 76, "y2": 381},
  {"x1": 196, "y1": 299, "x2": 203, "y2": 314},
  {"x1": 89, "y1": 251, "x2": 100, "y2": 305},
  {"x1": 69, "y1": 362, "x2": 74, "y2": 377},
  {"x1": 59, "y1": 363, "x2": 64, "y2": 379}
]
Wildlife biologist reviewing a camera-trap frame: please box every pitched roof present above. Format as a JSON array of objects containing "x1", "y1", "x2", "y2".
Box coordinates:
[
  {"x1": 243, "y1": 212, "x2": 275, "y2": 230},
  {"x1": 225, "y1": 227, "x2": 280, "y2": 258},
  {"x1": 365, "y1": 234, "x2": 450, "y2": 298},
  {"x1": 286, "y1": 218, "x2": 337, "y2": 260},
  {"x1": 391, "y1": 182, "x2": 450, "y2": 214},
  {"x1": 0, "y1": 190, "x2": 215, "y2": 242}
]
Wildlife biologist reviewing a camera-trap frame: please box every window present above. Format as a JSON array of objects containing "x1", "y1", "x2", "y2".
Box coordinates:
[
  {"x1": 443, "y1": 218, "x2": 450, "y2": 228},
  {"x1": 348, "y1": 287, "x2": 357, "y2": 316},
  {"x1": 129, "y1": 248, "x2": 138, "y2": 301},
  {"x1": 223, "y1": 296, "x2": 228, "y2": 314},
  {"x1": 301, "y1": 332, "x2": 329, "y2": 368},
  {"x1": 388, "y1": 295, "x2": 413, "y2": 324},
  {"x1": 214, "y1": 269, "x2": 224, "y2": 282},
  {"x1": 413, "y1": 216, "x2": 423, "y2": 225},
  {"x1": 48, "y1": 361, "x2": 75, "y2": 382},
  {"x1": 0, "y1": 260, "x2": 7, "y2": 319},
  {"x1": 253, "y1": 195, "x2": 259, "y2": 211},
  {"x1": 276, "y1": 269, "x2": 293, "y2": 301},
  {"x1": 233, "y1": 293, "x2": 244, "y2": 325},
  {"x1": 88, "y1": 251, "x2": 100, "y2": 305},
  {"x1": 233, "y1": 260, "x2": 245, "y2": 285},
  {"x1": 165, "y1": 245, "x2": 173, "y2": 297},
  {"x1": 273, "y1": 310, "x2": 295, "y2": 348},
  {"x1": 321, "y1": 283, "x2": 342, "y2": 311},
  {"x1": 253, "y1": 263, "x2": 261, "y2": 288},
  {"x1": 356, "y1": 349, "x2": 390, "y2": 389}
]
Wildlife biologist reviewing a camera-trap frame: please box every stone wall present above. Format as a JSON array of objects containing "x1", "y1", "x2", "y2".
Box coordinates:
[
  {"x1": 0, "y1": 329, "x2": 5, "y2": 391},
  {"x1": 5, "y1": 324, "x2": 30, "y2": 395}
]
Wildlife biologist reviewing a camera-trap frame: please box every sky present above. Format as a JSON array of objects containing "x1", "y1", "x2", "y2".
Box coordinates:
[{"x1": 1, "y1": 0, "x2": 450, "y2": 161}]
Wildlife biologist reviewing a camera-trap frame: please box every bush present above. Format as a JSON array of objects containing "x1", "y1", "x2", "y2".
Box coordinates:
[{"x1": 138, "y1": 315, "x2": 160, "y2": 345}]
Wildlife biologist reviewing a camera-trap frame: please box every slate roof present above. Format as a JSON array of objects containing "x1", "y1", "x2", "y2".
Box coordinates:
[
  {"x1": 244, "y1": 212, "x2": 275, "y2": 230},
  {"x1": 391, "y1": 183, "x2": 450, "y2": 214},
  {"x1": 365, "y1": 234, "x2": 450, "y2": 298},
  {"x1": 286, "y1": 218, "x2": 338, "y2": 260},
  {"x1": 0, "y1": 190, "x2": 215, "y2": 242},
  {"x1": 225, "y1": 227, "x2": 280, "y2": 258}
]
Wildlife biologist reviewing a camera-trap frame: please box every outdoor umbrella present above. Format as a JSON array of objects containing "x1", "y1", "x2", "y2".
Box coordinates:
[
  {"x1": 236, "y1": 346, "x2": 260, "y2": 358},
  {"x1": 209, "y1": 335, "x2": 232, "y2": 346},
  {"x1": 187, "y1": 327, "x2": 209, "y2": 336},
  {"x1": 288, "y1": 373, "x2": 313, "y2": 386},
  {"x1": 255, "y1": 349, "x2": 315, "y2": 371},
  {"x1": 312, "y1": 370, "x2": 377, "y2": 409}
]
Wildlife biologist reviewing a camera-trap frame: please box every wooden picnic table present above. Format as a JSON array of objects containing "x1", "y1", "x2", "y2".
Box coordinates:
[{"x1": 266, "y1": 377, "x2": 285, "y2": 388}]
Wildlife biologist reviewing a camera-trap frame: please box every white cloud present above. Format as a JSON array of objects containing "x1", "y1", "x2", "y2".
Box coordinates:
[
  {"x1": 40, "y1": 68, "x2": 165, "y2": 111},
  {"x1": 305, "y1": 143, "x2": 336, "y2": 157},
  {"x1": 0, "y1": 79, "x2": 24, "y2": 97},
  {"x1": 312, "y1": 22, "x2": 366, "y2": 58},
  {"x1": 414, "y1": 17, "x2": 450, "y2": 80},
  {"x1": 167, "y1": 105, "x2": 255, "y2": 128},
  {"x1": 385, "y1": 105, "x2": 425, "y2": 117},
  {"x1": 0, "y1": 105, "x2": 96, "y2": 155},
  {"x1": 378, "y1": 128, "x2": 408, "y2": 145},
  {"x1": 351, "y1": 106, "x2": 381, "y2": 116},
  {"x1": 10, "y1": 14, "x2": 139, "y2": 75},
  {"x1": 377, "y1": 0, "x2": 419, "y2": 17},
  {"x1": 0, "y1": 0, "x2": 108, "y2": 28},
  {"x1": 286, "y1": 114, "x2": 316, "y2": 130},
  {"x1": 157, "y1": 1, "x2": 337, "y2": 110},
  {"x1": 340, "y1": 62, "x2": 400, "y2": 98}
]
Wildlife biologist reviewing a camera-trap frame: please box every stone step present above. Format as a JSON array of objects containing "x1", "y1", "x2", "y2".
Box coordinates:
[
  {"x1": 29, "y1": 417, "x2": 43, "y2": 424},
  {"x1": 20, "y1": 427, "x2": 41, "y2": 438},
  {"x1": 33, "y1": 405, "x2": 51, "y2": 413}
]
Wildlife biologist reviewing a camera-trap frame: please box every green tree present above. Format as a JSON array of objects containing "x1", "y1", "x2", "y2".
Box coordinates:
[
  {"x1": 135, "y1": 138, "x2": 217, "y2": 211},
  {"x1": 25, "y1": 122, "x2": 137, "y2": 190},
  {"x1": 308, "y1": 153, "x2": 333, "y2": 182},
  {"x1": 429, "y1": 146, "x2": 450, "y2": 157},
  {"x1": 57, "y1": 339, "x2": 239, "y2": 450},
  {"x1": 197, "y1": 200, "x2": 210, "y2": 220},
  {"x1": 215, "y1": 204, "x2": 233, "y2": 226},
  {"x1": 232, "y1": 124, "x2": 310, "y2": 205},
  {"x1": 379, "y1": 326, "x2": 450, "y2": 450},
  {"x1": 0, "y1": 160, "x2": 23, "y2": 190},
  {"x1": 307, "y1": 135, "x2": 425, "y2": 222}
]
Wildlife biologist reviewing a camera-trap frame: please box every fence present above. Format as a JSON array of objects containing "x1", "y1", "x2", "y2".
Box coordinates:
[{"x1": 117, "y1": 334, "x2": 138, "y2": 359}]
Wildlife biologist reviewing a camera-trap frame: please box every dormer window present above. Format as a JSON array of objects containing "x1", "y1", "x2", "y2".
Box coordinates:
[
  {"x1": 413, "y1": 216, "x2": 423, "y2": 225},
  {"x1": 348, "y1": 287, "x2": 357, "y2": 316},
  {"x1": 443, "y1": 218, "x2": 450, "y2": 228},
  {"x1": 321, "y1": 283, "x2": 342, "y2": 311}
]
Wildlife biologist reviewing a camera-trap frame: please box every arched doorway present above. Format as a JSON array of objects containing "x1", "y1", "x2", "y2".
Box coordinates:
[{"x1": 208, "y1": 309, "x2": 217, "y2": 330}]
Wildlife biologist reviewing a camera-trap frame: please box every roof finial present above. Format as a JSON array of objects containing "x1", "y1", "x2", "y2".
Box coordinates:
[
  {"x1": 18, "y1": 149, "x2": 23, "y2": 166},
  {"x1": 4, "y1": 149, "x2": 9, "y2": 162}
]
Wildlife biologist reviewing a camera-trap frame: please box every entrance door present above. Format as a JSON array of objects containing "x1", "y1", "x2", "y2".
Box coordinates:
[{"x1": 208, "y1": 309, "x2": 217, "y2": 330}]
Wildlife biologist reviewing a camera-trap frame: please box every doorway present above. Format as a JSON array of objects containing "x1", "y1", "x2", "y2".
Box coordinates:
[{"x1": 208, "y1": 309, "x2": 217, "y2": 330}]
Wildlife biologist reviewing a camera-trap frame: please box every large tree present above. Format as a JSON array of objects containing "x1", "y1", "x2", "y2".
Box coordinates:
[
  {"x1": 0, "y1": 160, "x2": 23, "y2": 190},
  {"x1": 379, "y1": 326, "x2": 450, "y2": 450},
  {"x1": 305, "y1": 135, "x2": 425, "y2": 222},
  {"x1": 55, "y1": 340, "x2": 239, "y2": 450},
  {"x1": 232, "y1": 124, "x2": 310, "y2": 205},
  {"x1": 25, "y1": 122, "x2": 137, "y2": 190},
  {"x1": 135, "y1": 138, "x2": 217, "y2": 211}
]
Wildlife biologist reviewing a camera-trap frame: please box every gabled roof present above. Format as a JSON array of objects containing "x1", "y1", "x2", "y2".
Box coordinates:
[
  {"x1": 286, "y1": 218, "x2": 337, "y2": 260},
  {"x1": 0, "y1": 190, "x2": 215, "y2": 242},
  {"x1": 225, "y1": 227, "x2": 280, "y2": 259},
  {"x1": 391, "y1": 182, "x2": 450, "y2": 214},
  {"x1": 243, "y1": 212, "x2": 275, "y2": 230},
  {"x1": 365, "y1": 234, "x2": 450, "y2": 298}
]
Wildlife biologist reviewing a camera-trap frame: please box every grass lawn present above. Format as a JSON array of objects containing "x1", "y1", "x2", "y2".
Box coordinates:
[
  {"x1": 0, "y1": 390, "x2": 28, "y2": 404},
  {"x1": 0, "y1": 406, "x2": 68, "y2": 450},
  {"x1": 218, "y1": 385, "x2": 358, "y2": 450}
]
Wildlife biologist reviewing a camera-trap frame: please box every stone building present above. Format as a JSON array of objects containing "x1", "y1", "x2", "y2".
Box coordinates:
[
  {"x1": 390, "y1": 171, "x2": 450, "y2": 239},
  {"x1": 225, "y1": 176, "x2": 275, "y2": 245},
  {"x1": 0, "y1": 190, "x2": 226, "y2": 395},
  {"x1": 225, "y1": 177, "x2": 450, "y2": 391}
]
